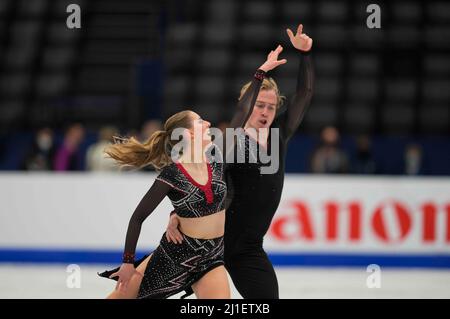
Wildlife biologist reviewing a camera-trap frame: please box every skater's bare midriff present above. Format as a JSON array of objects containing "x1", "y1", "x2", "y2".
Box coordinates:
[{"x1": 177, "y1": 209, "x2": 225, "y2": 239}]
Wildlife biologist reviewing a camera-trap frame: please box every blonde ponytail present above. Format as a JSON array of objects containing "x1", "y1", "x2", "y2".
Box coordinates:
[{"x1": 105, "y1": 110, "x2": 194, "y2": 170}]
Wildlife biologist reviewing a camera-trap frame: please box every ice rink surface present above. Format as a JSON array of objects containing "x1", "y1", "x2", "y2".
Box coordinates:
[{"x1": 1, "y1": 264, "x2": 450, "y2": 299}]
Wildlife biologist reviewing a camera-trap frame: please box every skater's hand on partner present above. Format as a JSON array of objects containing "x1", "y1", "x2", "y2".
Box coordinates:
[
  {"x1": 286, "y1": 24, "x2": 313, "y2": 52},
  {"x1": 110, "y1": 263, "x2": 142, "y2": 291},
  {"x1": 258, "y1": 45, "x2": 287, "y2": 72},
  {"x1": 166, "y1": 213, "x2": 183, "y2": 244}
]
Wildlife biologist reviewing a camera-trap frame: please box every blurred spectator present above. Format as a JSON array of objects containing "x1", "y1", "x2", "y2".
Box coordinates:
[
  {"x1": 352, "y1": 135, "x2": 376, "y2": 174},
  {"x1": 125, "y1": 128, "x2": 139, "y2": 140},
  {"x1": 22, "y1": 128, "x2": 56, "y2": 171},
  {"x1": 139, "y1": 119, "x2": 163, "y2": 142},
  {"x1": 86, "y1": 126, "x2": 118, "y2": 171},
  {"x1": 139, "y1": 120, "x2": 162, "y2": 171},
  {"x1": 310, "y1": 126, "x2": 349, "y2": 174},
  {"x1": 403, "y1": 143, "x2": 424, "y2": 175},
  {"x1": 53, "y1": 123, "x2": 85, "y2": 171}
]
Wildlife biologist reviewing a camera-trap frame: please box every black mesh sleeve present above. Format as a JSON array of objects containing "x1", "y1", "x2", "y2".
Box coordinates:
[
  {"x1": 229, "y1": 69, "x2": 266, "y2": 129},
  {"x1": 122, "y1": 179, "x2": 171, "y2": 262},
  {"x1": 222, "y1": 70, "x2": 266, "y2": 210},
  {"x1": 279, "y1": 50, "x2": 314, "y2": 140}
]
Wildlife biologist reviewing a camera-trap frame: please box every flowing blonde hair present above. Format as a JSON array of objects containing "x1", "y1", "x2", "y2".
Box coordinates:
[
  {"x1": 239, "y1": 77, "x2": 286, "y2": 109},
  {"x1": 104, "y1": 110, "x2": 194, "y2": 170}
]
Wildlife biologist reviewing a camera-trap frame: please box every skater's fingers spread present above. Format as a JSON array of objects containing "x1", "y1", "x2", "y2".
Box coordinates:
[
  {"x1": 167, "y1": 225, "x2": 183, "y2": 244},
  {"x1": 286, "y1": 28, "x2": 294, "y2": 40},
  {"x1": 271, "y1": 49, "x2": 281, "y2": 60},
  {"x1": 167, "y1": 228, "x2": 179, "y2": 243}
]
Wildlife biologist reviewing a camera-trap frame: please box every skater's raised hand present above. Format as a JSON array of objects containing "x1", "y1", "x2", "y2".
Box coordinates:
[
  {"x1": 286, "y1": 24, "x2": 313, "y2": 52},
  {"x1": 110, "y1": 263, "x2": 142, "y2": 292},
  {"x1": 258, "y1": 45, "x2": 287, "y2": 72}
]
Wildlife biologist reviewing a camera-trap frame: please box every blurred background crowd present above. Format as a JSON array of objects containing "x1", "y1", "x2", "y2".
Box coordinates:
[{"x1": 0, "y1": 0, "x2": 448, "y2": 175}]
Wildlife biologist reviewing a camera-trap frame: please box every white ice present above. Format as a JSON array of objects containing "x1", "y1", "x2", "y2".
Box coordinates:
[{"x1": 1, "y1": 264, "x2": 449, "y2": 299}]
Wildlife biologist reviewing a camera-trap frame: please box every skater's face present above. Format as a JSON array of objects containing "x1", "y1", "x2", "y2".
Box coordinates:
[
  {"x1": 246, "y1": 89, "x2": 277, "y2": 129},
  {"x1": 189, "y1": 112, "x2": 212, "y2": 147}
]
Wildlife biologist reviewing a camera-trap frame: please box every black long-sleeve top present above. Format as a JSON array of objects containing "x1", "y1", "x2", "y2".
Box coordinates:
[
  {"x1": 119, "y1": 69, "x2": 267, "y2": 261},
  {"x1": 225, "y1": 51, "x2": 314, "y2": 247}
]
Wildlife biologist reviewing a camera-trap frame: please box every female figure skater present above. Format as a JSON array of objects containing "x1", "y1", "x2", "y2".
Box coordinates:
[
  {"x1": 98, "y1": 47, "x2": 288, "y2": 299},
  {"x1": 167, "y1": 24, "x2": 314, "y2": 299}
]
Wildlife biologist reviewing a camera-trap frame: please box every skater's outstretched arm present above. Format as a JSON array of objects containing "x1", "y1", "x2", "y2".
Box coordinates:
[
  {"x1": 123, "y1": 180, "x2": 171, "y2": 259},
  {"x1": 279, "y1": 24, "x2": 315, "y2": 140},
  {"x1": 229, "y1": 45, "x2": 287, "y2": 128},
  {"x1": 109, "y1": 180, "x2": 171, "y2": 289}
]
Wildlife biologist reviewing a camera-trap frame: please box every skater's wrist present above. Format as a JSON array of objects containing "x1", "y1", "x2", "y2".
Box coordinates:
[
  {"x1": 254, "y1": 69, "x2": 267, "y2": 80},
  {"x1": 122, "y1": 252, "x2": 135, "y2": 264},
  {"x1": 299, "y1": 48, "x2": 312, "y2": 56}
]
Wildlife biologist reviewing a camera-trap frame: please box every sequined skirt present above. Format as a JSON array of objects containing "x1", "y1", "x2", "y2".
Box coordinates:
[{"x1": 98, "y1": 232, "x2": 224, "y2": 299}]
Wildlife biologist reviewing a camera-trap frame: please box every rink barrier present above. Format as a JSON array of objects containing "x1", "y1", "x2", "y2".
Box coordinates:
[
  {"x1": 1, "y1": 173, "x2": 449, "y2": 267},
  {"x1": 0, "y1": 248, "x2": 449, "y2": 268}
]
